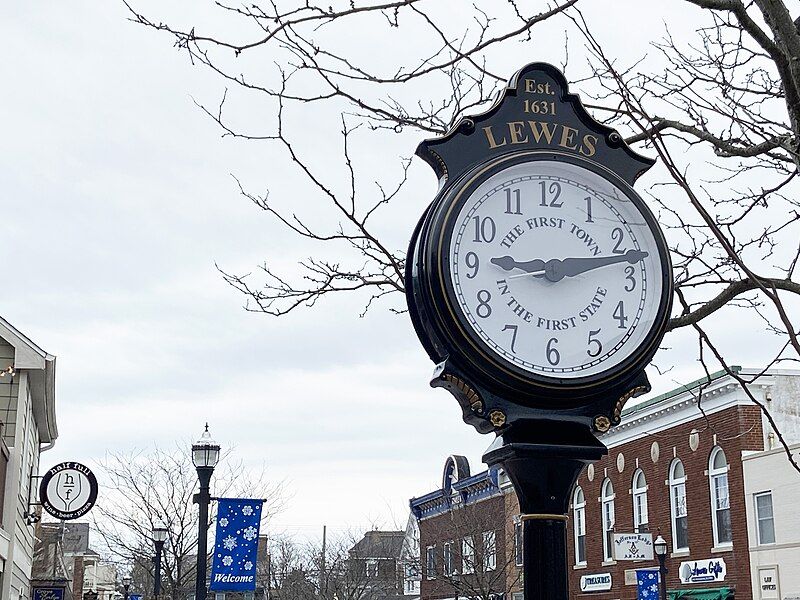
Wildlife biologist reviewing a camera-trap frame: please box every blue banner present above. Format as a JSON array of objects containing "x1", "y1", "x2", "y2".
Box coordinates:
[
  {"x1": 210, "y1": 498, "x2": 264, "y2": 591},
  {"x1": 130, "y1": 595, "x2": 143, "y2": 600},
  {"x1": 637, "y1": 569, "x2": 660, "y2": 599}
]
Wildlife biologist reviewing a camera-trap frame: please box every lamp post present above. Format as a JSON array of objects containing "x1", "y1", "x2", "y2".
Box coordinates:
[
  {"x1": 193, "y1": 424, "x2": 221, "y2": 600},
  {"x1": 122, "y1": 575, "x2": 131, "y2": 600},
  {"x1": 152, "y1": 525, "x2": 168, "y2": 600},
  {"x1": 654, "y1": 534, "x2": 668, "y2": 600}
]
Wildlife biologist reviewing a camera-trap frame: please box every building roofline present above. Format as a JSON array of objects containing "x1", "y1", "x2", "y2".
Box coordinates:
[
  {"x1": 621, "y1": 366, "x2": 741, "y2": 419},
  {"x1": 0, "y1": 315, "x2": 58, "y2": 442}
]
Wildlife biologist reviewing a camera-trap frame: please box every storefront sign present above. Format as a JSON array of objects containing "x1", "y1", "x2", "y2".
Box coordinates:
[
  {"x1": 580, "y1": 573, "x2": 612, "y2": 592},
  {"x1": 39, "y1": 462, "x2": 98, "y2": 520},
  {"x1": 613, "y1": 533, "x2": 653, "y2": 560},
  {"x1": 759, "y1": 568, "x2": 779, "y2": 599},
  {"x1": 209, "y1": 498, "x2": 264, "y2": 591},
  {"x1": 679, "y1": 558, "x2": 726, "y2": 584},
  {"x1": 32, "y1": 588, "x2": 64, "y2": 600}
]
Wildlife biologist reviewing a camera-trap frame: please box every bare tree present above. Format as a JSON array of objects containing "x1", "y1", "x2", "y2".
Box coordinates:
[
  {"x1": 268, "y1": 529, "x2": 404, "y2": 600},
  {"x1": 91, "y1": 445, "x2": 284, "y2": 600},
  {"x1": 122, "y1": 1, "x2": 800, "y2": 470},
  {"x1": 422, "y1": 501, "x2": 520, "y2": 600}
]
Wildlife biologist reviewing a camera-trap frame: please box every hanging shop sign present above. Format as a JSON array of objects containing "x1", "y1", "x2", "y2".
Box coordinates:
[
  {"x1": 613, "y1": 532, "x2": 654, "y2": 560},
  {"x1": 209, "y1": 498, "x2": 264, "y2": 591},
  {"x1": 39, "y1": 462, "x2": 98, "y2": 520},
  {"x1": 580, "y1": 573, "x2": 612, "y2": 592},
  {"x1": 32, "y1": 588, "x2": 65, "y2": 600},
  {"x1": 679, "y1": 558, "x2": 727, "y2": 584}
]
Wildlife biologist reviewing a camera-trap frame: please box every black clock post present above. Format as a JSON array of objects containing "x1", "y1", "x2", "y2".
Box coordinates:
[{"x1": 406, "y1": 63, "x2": 673, "y2": 599}]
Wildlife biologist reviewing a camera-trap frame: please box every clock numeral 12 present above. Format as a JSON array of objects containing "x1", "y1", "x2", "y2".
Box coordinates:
[
  {"x1": 504, "y1": 188, "x2": 522, "y2": 214},
  {"x1": 539, "y1": 181, "x2": 563, "y2": 207}
]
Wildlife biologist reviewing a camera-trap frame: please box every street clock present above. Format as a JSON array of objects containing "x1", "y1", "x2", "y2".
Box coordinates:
[{"x1": 406, "y1": 63, "x2": 672, "y2": 434}]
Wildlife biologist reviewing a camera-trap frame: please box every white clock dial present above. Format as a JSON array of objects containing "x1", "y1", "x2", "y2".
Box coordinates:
[{"x1": 448, "y1": 158, "x2": 664, "y2": 379}]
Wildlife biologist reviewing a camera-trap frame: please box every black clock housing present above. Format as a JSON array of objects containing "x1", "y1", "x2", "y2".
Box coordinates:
[{"x1": 405, "y1": 63, "x2": 673, "y2": 434}]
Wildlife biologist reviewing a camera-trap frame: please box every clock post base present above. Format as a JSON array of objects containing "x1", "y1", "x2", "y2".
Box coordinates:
[{"x1": 483, "y1": 420, "x2": 606, "y2": 600}]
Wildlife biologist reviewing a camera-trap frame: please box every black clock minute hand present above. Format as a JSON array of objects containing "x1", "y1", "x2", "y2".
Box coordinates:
[{"x1": 559, "y1": 249, "x2": 649, "y2": 279}]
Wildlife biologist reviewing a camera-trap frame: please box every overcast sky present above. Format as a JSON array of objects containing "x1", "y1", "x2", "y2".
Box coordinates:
[{"x1": 1, "y1": 1, "x2": 782, "y2": 542}]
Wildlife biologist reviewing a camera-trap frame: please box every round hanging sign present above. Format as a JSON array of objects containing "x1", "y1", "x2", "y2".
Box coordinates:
[{"x1": 39, "y1": 462, "x2": 98, "y2": 520}]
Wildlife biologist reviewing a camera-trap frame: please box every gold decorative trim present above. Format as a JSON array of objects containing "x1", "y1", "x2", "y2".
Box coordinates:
[
  {"x1": 428, "y1": 148, "x2": 448, "y2": 180},
  {"x1": 520, "y1": 513, "x2": 568, "y2": 522},
  {"x1": 489, "y1": 410, "x2": 506, "y2": 428},
  {"x1": 439, "y1": 373, "x2": 483, "y2": 413},
  {"x1": 614, "y1": 385, "x2": 649, "y2": 423},
  {"x1": 593, "y1": 415, "x2": 611, "y2": 432}
]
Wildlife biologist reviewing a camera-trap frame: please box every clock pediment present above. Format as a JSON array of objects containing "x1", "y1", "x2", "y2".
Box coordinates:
[{"x1": 416, "y1": 62, "x2": 654, "y2": 186}]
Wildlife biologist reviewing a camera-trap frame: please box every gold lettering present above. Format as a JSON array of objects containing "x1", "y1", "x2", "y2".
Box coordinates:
[
  {"x1": 527, "y1": 121, "x2": 557, "y2": 144},
  {"x1": 525, "y1": 79, "x2": 536, "y2": 93},
  {"x1": 559, "y1": 125, "x2": 579, "y2": 150},
  {"x1": 483, "y1": 126, "x2": 507, "y2": 149},
  {"x1": 580, "y1": 134, "x2": 598, "y2": 157},
  {"x1": 508, "y1": 121, "x2": 528, "y2": 144}
]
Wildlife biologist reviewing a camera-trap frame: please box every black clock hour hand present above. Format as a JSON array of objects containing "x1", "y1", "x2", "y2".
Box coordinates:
[
  {"x1": 558, "y1": 249, "x2": 649, "y2": 279},
  {"x1": 491, "y1": 256, "x2": 546, "y2": 275}
]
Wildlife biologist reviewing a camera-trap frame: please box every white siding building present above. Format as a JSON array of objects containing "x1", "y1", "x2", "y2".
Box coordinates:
[
  {"x1": 0, "y1": 316, "x2": 58, "y2": 600},
  {"x1": 743, "y1": 444, "x2": 800, "y2": 600}
]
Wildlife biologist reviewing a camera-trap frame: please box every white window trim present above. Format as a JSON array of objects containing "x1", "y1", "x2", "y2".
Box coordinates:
[
  {"x1": 483, "y1": 531, "x2": 496, "y2": 572},
  {"x1": 462, "y1": 537, "x2": 475, "y2": 574},
  {"x1": 754, "y1": 491, "x2": 776, "y2": 546},
  {"x1": 514, "y1": 521, "x2": 523, "y2": 567},
  {"x1": 670, "y1": 459, "x2": 689, "y2": 552},
  {"x1": 709, "y1": 447, "x2": 732, "y2": 548},
  {"x1": 632, "y1": 469, "x2": 649, "y2": 533},
  {"x1": 573, "y1": 487, "x2": 586, "y2": 566},
  {"x1": 425, "y1": 545, "x2": 436, "y2": 580},
  {"x1": 442, "y1": 542, "x2": 453, "y2": 576},
  {"x1": 601, "y1": 479, "x2": 615, "y2": 562}
]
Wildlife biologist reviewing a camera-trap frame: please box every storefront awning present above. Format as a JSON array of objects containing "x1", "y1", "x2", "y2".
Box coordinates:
[{"x1": 667, "y1": 587, "x2": 733, "y2": 600}]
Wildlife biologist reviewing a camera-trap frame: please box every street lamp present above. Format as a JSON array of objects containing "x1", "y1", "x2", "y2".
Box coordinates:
[
  {"x1": 122, "y1": 575, "x2": 131, "y2": 600},
  {"x1": 193, "y1": 424, "x2": 220, "y2": 600},
  {"x1": 152, "y1": 525, "x2": 168, "y2": 600},
  {"x1": 654, "y1": 534, "x2": 668, "y2": 600}
]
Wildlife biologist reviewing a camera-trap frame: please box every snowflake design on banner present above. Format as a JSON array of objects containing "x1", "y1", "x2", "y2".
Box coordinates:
[
  {"x1": 222, "y1": 555, "x2": 233, "y2": 567},
  {"x1": 242, "y1": 526, "x2": 258, "y2": 541},
  {"x1": 244, "y1": 561, "x2": 253, "y2": 571},
  {"x1": 219, "y1": 518, "x2": 229, "y2": 528},
  {"x1": 222, "y1": 535, "x2": 237, "y2": 551},
  {"x1": 650, "y1": 583, "x2": 658, "y2": 592},
  {"x1": 242, "y1": 505, "x2": 254, "y2": 516}
]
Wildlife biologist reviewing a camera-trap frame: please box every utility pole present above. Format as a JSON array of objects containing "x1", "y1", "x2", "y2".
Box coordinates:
[{"x1": 320, "y1": 525, "x2": 327, "y2": 600}]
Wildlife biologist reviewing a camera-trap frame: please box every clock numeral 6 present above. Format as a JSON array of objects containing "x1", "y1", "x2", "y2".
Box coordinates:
[
  {"x1": 465, "y1": 252, "x2": 480, "y2": 279},
  {"x1": 546, "y1": 337, "x2": 560, "y2": 366},
  {"x1": 476, "y1": 289, "x2": 492, "y2": 318},
  {"x1": 472, "y1": 216, "x2": 496, "y2": 243},
  {"x1": 587, "y1": 328, "x2": 602, "y2": 358}
]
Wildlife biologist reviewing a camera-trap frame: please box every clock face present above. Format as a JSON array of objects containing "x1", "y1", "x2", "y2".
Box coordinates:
[{"x1": 445, "y1": 156, "x2": 666, "y2": 380}]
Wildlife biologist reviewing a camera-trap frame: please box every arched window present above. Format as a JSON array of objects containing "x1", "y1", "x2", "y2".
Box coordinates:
[
  {"x1": 669, "y1": 459, "x2": 689, "y2": 551},
  {"x1": 601, "y1": 479, "x2": 615, "y2": 561},
  {"x1": 573, "y1": 487, "x2": 586, "y2": 565},
  {"x1": 709, "y1": 447, "x2": 732, "y2": 546},
  {"x1": 632, "y1": 469, "x2": 649, "y2": 533}
]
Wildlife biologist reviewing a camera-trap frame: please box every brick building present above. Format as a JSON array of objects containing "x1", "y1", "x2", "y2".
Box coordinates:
[{"x1": 410, "y1": 368, "x2": 800, "y2": 600}]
